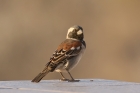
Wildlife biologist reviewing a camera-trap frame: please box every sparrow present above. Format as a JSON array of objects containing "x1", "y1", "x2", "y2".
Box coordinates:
[{"x1": 31, "y1": 25, "x2": 86, "y2": 83}]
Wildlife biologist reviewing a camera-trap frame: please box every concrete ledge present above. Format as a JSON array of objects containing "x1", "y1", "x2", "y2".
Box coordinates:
[{"x1": 0, "y1": 79, "x2": 140, "y2": 93}]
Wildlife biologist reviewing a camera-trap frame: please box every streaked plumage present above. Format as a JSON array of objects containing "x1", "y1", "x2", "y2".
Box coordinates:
[{"x1": 31, "y1": 25, "x2": 86, "y2": 83}]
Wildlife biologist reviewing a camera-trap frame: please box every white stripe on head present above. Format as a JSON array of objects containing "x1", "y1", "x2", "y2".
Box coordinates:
[
  {"x1": 68, "y1": 27, "x2": 75, "y2": 32},
  {"x1": 77, "y1": 30, "x2": 83, "y2": 35},
  {"x1": 66, "y1": 27, "x2": 74, "y2": 39}
]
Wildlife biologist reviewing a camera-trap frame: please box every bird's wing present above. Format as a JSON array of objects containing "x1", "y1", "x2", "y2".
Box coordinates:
[{"x1": 46, "y1": 39, "x2": 82, "y2": 71}]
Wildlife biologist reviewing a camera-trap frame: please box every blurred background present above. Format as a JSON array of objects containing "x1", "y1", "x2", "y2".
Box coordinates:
[{"x1": 0, "y1": 0, "x2": 140, "y2": 82}]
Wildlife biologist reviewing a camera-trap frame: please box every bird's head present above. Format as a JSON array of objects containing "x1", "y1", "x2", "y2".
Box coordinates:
[{"x1": 66, "y1": 25, "x2": 84, "y2": 41}]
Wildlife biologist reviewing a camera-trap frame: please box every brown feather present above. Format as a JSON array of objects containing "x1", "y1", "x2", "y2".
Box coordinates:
[{"x1": 31, "y1": 66, "x2": 50, "y2": 83}]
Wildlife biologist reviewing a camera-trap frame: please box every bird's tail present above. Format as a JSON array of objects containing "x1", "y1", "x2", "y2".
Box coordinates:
[{"x1": 31, "y1": 66, "x2": 50, "y2": 83}]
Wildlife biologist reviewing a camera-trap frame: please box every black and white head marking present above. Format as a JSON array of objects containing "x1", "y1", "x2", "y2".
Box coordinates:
[{"x1": 66, "y1": 25, "x2": 84, "y2": 41}]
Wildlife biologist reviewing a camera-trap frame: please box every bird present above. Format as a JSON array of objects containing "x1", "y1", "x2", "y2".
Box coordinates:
[{"x1": 31, "y1": 25, "x2": 86, "y2": 83}]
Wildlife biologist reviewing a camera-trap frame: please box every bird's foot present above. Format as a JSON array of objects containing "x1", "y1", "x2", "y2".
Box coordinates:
[
  {"x1": 60, "y1": 78, "x2": 69, "y2": 81},
  {"x1": 68, "y1": 79, "x2": 80, "y2": 82}
]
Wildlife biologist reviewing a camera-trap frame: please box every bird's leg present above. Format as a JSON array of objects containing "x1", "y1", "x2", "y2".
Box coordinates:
[
  {"x1": 59, "y1": 72, "x2": 69, "y2": 81},
  {"x1": 65, "y1": 69, "x2": 80, "y2": 82}
]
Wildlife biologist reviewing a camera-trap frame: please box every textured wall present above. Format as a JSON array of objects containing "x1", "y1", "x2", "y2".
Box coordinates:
[{"x1": 0, "y1": 0, "x2": 140, "y2": 82}]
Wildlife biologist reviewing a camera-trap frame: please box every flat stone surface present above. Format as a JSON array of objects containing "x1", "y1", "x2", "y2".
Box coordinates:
[{"x1": 0, "y1": 79, "x2": 140, "y2": 93}]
